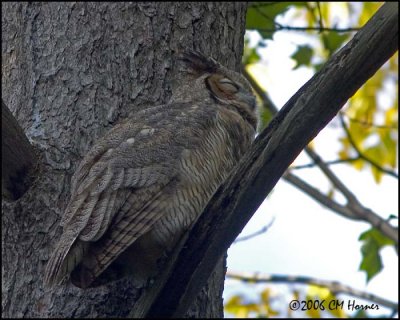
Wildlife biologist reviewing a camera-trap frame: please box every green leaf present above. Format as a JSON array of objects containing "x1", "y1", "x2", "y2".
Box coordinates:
[
  {"x1": 259, "y1": 106, "x2": 273, "y2": 130},
  {"x1": 242, "y1": 45, "x2": 261, "y2": 65},
  {"x1": 313, "y1": 62, "x2": 324, "y2": 72},
  {"x1": 359, "y1": 227, "x2": 395, "y2": 246},
  {"x1": 246, "y1": 2, "x2": 293, "y2": 39},
  {"x1": 359, "y1": 246, "x2": 381, "y2": 283},
  {"x1": 291, "y1": 45, "x2": 313, "y2": 69},
  {"x1": 358, "y1": 228, "x2": 396, "y2": 282},
  {"x1": 322, "y1": 31, "x2": 349, "y2": 56},
  {"x1": 353, "y1": 309, "x2": 369, "y2": 318}
]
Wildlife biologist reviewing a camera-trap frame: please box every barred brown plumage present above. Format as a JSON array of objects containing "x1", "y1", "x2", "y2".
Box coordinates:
[{"x1": 44, "y1": 50, "x2": 258, "y2": 288}]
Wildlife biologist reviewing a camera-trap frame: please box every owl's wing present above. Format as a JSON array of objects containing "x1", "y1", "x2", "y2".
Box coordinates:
[
  {"x1": 69, "y1": 182, "x2": 176, "y2": 288},
  {"x1": 44, "y1": 116, "x2": 182, "y2": 287}
]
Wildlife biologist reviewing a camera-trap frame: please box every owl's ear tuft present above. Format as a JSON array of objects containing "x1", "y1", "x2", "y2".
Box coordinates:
[{"x1": 178, "y1": 50, "x2": 219, "y2": 74}]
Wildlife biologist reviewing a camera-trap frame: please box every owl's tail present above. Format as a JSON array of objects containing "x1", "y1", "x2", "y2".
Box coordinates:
[{"x1": 43, "y1": 234, "x2": 87, "y2": 287}]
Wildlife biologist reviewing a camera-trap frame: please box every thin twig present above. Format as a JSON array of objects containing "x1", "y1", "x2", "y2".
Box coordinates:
[
  {"x1": 249, "y1": 3, "x2": 286, "y2": 9},
  {"x1": 234, "y1": 218, "x2": 275, "y2": 243},
  {"x1": 250, "y1": 26, "x2": 360, "y2": 33},
  {"x1": 253, "y1": 6, "x2": 279, "y2": 28},
  {"x1": 342, "y1": 111, "x2": 398, "y2": 130},
  {"x1": 290, "y1": 156, "x2": 361, "y2": 169},
  {"x1": 226, "y1": 271, "x2": 398, "y2": 311},
  {"x1": 304, "y1": 2, "x2": 322, "y2": 32},
  {"x1": 249, "y1": 1, "x2": 359, "y2": 34},
  {"x1": 242, "y1": 68, "x2": 276, "y2": 117},
  {"x1": 283, "y1": 172, "x2": 360, "y2": 220},
  {"x1": 339, "y1": 113, "x2": 398, "y2": 179},
  {"x1": 316, "y1": 2, "x2": 324, "y2": 30},
  {"x1": 304, "y1": 148, "x2": 360, "y2": 204}
]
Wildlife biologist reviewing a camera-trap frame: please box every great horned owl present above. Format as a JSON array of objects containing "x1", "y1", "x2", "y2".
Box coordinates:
[{"x1": 44, "y1": 50, "x2": 257, "y2": 288}]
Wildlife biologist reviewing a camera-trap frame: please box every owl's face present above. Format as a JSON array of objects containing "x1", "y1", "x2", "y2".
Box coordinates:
[{"x1": 177, "y1": 50, "x2": 258, "y2": 130}]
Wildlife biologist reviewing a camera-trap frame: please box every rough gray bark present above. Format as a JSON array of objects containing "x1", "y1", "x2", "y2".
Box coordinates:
[
  {"x1": 2, "y1": 99, "x2": 38, "y2": 201},
  {"x1": 1, "y1": 2, "x2": 247, "y2": 317}
]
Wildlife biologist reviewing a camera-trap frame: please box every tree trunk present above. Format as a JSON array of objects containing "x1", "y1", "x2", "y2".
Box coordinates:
[{"x1": 1, "y1": 2, "x2": 247, "y2": 317}]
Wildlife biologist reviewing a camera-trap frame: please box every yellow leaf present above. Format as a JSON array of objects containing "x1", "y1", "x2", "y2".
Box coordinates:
[
  {"x1": 307, "y1": 285, "x2": 331, "y2": 299},
  {"x1": 305, "y1": 286, "x2": 330, "y2": 318},
  {"x1": 260, "y1": 288, "x2": 271, "y2": 303},
  {"x1": 352, "y1": 159, "x2": 365, "y2": 171},
  {"x1": 358, "y1": 2, "x2": 383, "y2": 26},
  {"x1": 385, "y1": 107, "x2": 398, "y2": 127},
  {"x1": 327, "y1": 188, "x2": 335, "y2": 200},
  {"x1": 306, "y1": 306, "x2": 321, "y2": 318},
  {"x1": 371, "y1": 165, "x2": 383, "y2": 184},
  {"x1": 389, "y1": 52, "x2": 398, "y2": 73},
  {"x1": 338, "y1": 150, "x2": 348, "y2": 160},
  {"x1": 325, "y1": 293, "x2": 348, "y2": 318}
]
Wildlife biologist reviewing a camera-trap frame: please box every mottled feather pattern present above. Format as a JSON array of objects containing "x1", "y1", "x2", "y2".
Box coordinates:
[
  {"x1": 44, "y1": 50, "x2": 257, "y2": 288},
  {"x1": 71, "y1": 184, "x2": 175, "y2": 288}
]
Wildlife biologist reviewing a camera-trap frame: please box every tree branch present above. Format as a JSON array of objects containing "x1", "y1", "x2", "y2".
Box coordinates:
[
  {"x1": 252, "y1": 26, "x2": 360, "y2": 33},
  {"x1": 251, "y1": 3, "x2": 359, "y2": 34},
  {"x1": 244, "y1": 16, "x2": 399, "y2": 240},
  {"x1": 283, "y1": 172, "x2": 398, "y2": 243},
  {"x1": 245, "y1": 64, "x2": 360, "y2": 205},
  {"x1": 226, "y1": 271, "x2": 398, "y2": 311},
  {"x1": 304, "y1": 148, "x2": 360, "y2": 204},
  {"x1": 233, "y1": 218, "x2": 275, "y2": 243},
  {"x1": 137, "y1": 3, "x2": 398, "y2": 317},
  {"x1": 339, "y1": 113, "x2": 398, "y2": 179},
  {"x1": 316, "y1": 2, "x2": 324, "y2": 31},
  {"x1": 290, "y1": 156, "x2": 361, "y2": 169},
  {"x1": 342, "y1": 111, "x2": 398, "y2": 130},
  {"x1": 244, "y1": 41, "x2": 398, "y2": 243},
  {"x1": 283, "y1": 172, "x2": 360, "y2": 220},
  {"x1": 1, "y1": 99, "x2": 38, "y2": 201},
  {"x1": 287, "y1": 121, "x2": 398, "y2": 242}
]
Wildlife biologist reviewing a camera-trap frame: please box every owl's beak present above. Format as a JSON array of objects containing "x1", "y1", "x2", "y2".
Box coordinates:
[{"x1": 238, "y1": 92, "x2": 257, "y2": 111}]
